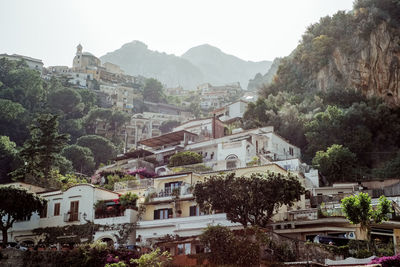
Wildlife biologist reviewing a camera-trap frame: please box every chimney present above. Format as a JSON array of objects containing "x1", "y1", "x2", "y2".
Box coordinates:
[{"x1": 212, "y1": 114, "x2": 216, "y2": 139}]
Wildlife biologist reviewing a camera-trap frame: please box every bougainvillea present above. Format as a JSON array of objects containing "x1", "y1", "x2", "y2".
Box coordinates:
[
  {"x1": 127, "y1": 168, "x2": 156, "y2": 178},
  {"x1": 370, "y1": 254, "x2": 400, "y2": 267}
]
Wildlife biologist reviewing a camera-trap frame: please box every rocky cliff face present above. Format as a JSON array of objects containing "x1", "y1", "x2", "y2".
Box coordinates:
[
  {"x1": 316, "y1": 22, "x2": 400, "y2": 106},
  {"x1": 247, "y1": 57, "x2": 282, "y2": 91}
]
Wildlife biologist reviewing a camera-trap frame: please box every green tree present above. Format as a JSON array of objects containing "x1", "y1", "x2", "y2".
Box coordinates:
[
  {"x1": 199, "y1": 225, "x2": 260, "y2": 266},
  {"x1": 76, "y1": 135, "x2": 117, "y2": 167},
  {"x1": 0, "y1": 99, "x2": 29, "y2": 145},
  {"x1": 194, "y1": 172, "x2": 305, "y2": 228},
  {"x1": 143, "y1": 78, "x2": 165, "y2": 103},
  {"x1": 61, "y1": 144, "x2": 96, "y2": 175},
  {"x1": 109, "y1": 110, "x2": 130, "y2": 140},
  {"x1": 12, "y1": 114, "x2": 70, "y2": 187},
  {"x1": 0, "y1": 186, "x2": 47, "y2": 247},
  {"x1": 47, "y1": 87, "x2": 84, "y2": 118},
  {"x1": 0, "y1": 136, "x2": 19, "y2": 183},
  {"x1": 83, "y1": 108, "x2": 112, "y2": 134},
  {"x1": 373, "y1": 152, "x2": 400, "y2": 178},
  {"x1": 0, "y1": 58, "x2": 45, "y2": 111},
  {"x1": 341, "y1": 193, "x2": 392, "y2": 243},
  {"x1": 55, "y1": 173, "x2": 88, "y2": 191},
  {"x1": 131, "y1": 248, "x2": 172, "y2": 267},
  {"x1": 77, "y1": 89, "x2": 97, "y2": 114},
  {"x1": 312, "y1": 144, "x2": 357, "y2": 184},
  {"x1": 168, "y1": 151, "x2": 202, "y2": 167},
  {"x1": 305, "y1": 105, "x2": 345, "y2": 158}
]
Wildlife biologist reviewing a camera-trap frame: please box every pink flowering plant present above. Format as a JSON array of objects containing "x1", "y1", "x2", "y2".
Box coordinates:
[{"x1": 370, "y1": 254, "x2": 400, "y2": 267}]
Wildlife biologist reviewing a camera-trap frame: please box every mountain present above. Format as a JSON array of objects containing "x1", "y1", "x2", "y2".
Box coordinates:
[
  {"x1": 100, "y1": 41, "x2": 271, "y2": 90},
  {"x1": 100, "y1": 41, "x2": 204, "y2": 90},
  {"x1": 264, "y1": 0, "x2": 400, "y2": 106},
  {"x1": 247, "y1": 57, "x2": 282, "y2": 91},
  {"x1": 181, "y1": 44, "x2": 271, "y2": 89}
]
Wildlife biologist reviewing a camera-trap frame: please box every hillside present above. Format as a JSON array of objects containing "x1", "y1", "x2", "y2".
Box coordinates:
[
  {"x1": 247, "y1": 57, "x2": 282, "y2": 91},
  {"x1": 243, "y1": 0, "x2": 400, "y2": 184},
  {"x1": 181, "y1": 44, "x2": 271, "y2": 89},
  {"x1": 101, "y1": 41, "x2": 271, "y2": 90},
  {"x1": 264, "y1": 0, "x2": 400, "y2": 105}
]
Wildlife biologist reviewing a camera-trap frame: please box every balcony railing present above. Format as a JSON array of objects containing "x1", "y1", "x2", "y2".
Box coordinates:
[
  {"x1": 310, "y1": 193, "x2": 352, "y2": 207},
  {"x1": 114, "y1": 179, "x2": 154, "y2": 191},
  {"x1": 63, "y1": 212, "x2": 81, "y2": 222},
  {"x1": 95, "y1": 208, "x2": 125, "y2": 219}
]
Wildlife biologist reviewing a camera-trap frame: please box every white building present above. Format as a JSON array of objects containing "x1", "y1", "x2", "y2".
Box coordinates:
[
  {"x1": 212, "y1": 100, "x2": 248, "y2": 122},
  {"x1": 173, "y1": 117, "x2": 226, "y2": 140},
  {"x1": 0, "y1": 53, "x2": 44, "y2": 73},
  {"x1": 185, "y1": 126, "x2": 301, "y2": 171},
  {"x1": 68, "y1": 72, "x2": 93, "y2": 88},
  {"x1": 5, "y1": 184, "x2": 138, "y2": 247}
]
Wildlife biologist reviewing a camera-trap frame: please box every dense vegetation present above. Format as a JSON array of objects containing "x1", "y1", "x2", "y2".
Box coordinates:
[
  {"x1": 0, "y1": 58, "x2": 165, "y2": 187},
  {"x1": 244, "y1": 0, "x2": 400, "y2": 184}
]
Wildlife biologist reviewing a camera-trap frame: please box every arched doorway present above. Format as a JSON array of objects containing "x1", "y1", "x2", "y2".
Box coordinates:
[
  {"x1": 225, "y1": 154, "x2": 239, "y2": 169},
  {"x1": 101, "y1": 237, "x2": 114, "y2": 246}
]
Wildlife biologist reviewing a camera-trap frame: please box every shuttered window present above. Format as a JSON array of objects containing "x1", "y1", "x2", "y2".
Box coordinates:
[
  {"x1": 154, "y1": 208, "x2": 173, "y2": 220},
  {"x1": 54, "y1": 203, "x2": 60, "y2": 216}
]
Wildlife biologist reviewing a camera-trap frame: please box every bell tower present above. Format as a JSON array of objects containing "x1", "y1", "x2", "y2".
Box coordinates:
[
  {"x1": 73, "y1": 44, "x2": 83, "y2": 70},
  {"x1": 76, "y1": 44, "x2": 83, "y2": 55}
]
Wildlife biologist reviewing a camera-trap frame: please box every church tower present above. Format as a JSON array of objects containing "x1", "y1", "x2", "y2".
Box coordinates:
[
  {"x1": 73, "y1": 44, "x2": 83, "y2": 70},
  {"x1": 76, "y1": 44, "x2": 83, "y2": 55}
]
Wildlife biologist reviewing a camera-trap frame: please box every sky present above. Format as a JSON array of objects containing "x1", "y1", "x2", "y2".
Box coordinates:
[{"x1": 0, "y1": 0, "x2": 354, "y2": 67}]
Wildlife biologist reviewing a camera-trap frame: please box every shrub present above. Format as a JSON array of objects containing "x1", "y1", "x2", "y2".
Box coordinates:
[
  {"x1": 200, "y1": 225, "x2": 260, "y2": 266},
  {"x1": 370, "y1": 254, "x2": 400, "y2": 267},
  {"x1": 127, "y1": 167, "x2": 156, "y2": 178},
  {"x1": 168, "y1": 151, "x2": 202, "y2": 167},
  {"x1": 119, "y1": 192, "x2": 138, "y2": 209},
  {"x1": 131, "y1": 248, "x2": 172, "y2": 267}
]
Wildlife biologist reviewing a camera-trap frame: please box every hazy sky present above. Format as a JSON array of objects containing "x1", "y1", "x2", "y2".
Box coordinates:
[{"x1": 0, "y1": 0, "x2": 354, "y2": 67}]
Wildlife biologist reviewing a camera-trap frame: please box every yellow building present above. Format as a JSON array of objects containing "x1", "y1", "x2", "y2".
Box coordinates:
[{"x1": 113, "y1": 164, "x2": 306, "y2": 247}]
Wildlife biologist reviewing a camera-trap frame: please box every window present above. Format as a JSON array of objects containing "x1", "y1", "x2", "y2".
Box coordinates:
[
  {"x1": 177, "y1": 243, "x2": 191, "y2": 255},
  {"x1": 289, "y1": 147, "x2": 294, "y2": 156},
  {"x1": 40, "y1": 204, "x2": 47, "y2": 218},
  {"x1": 190, "y1": 206, "x2": 208, "y2": 216},
  {"x1": 69, "y1": 201, "x2": 79, "y2": 221},
  {"x1": 154, "y1": 208, "x2": 172, "y2": 220},
  {"x1": 54, "y1": 203, "x2": 60, "y2": 216},
  {"x1": 190, "y1": 206, "x2": 198, "y2": 216},
  {"x1": 165, "y1": 181, "x2": 182, "y2": 193}
]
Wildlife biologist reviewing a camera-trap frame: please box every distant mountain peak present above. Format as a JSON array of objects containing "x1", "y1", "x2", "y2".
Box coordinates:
[
  {"x1": 101, "y1": 40, "x2": 272, "y2": 89},
  {"x1": 185, "y1": 44, "x2": 222, "y2": 52},
  {"x1": 121, "y1": 40, "x2": 148, "y2": 49}
]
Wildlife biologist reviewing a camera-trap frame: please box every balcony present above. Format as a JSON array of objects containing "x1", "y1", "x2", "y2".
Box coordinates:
[
  {"x1": 310, "y1": 193, "x2": 351, "y2": 207},
  {"x1": 114, "y1": 178, "x2": 154, "y2": 191},
  {"x1": 63, "y1": 212, "x2": 81, "y2": 222},
  {"x1": 94, "y1": 208, "x2": 138, "y2": 225},
  {"x1": 146, "y1": 186, "x2": 193, "y2": 204},
  {"x1": 95, "y1": 206, "x2": 125, "y2": 219}
]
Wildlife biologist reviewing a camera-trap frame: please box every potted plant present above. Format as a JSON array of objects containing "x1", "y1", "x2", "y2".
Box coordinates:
[
  {"x1": 172, "y1": 187, "x2": 181, "y2": 198},
  {"x1": 94, "y1": 200, "x2": 107, "y2": 218},
  {"x1": 119, "y1": 192, "x2": 139, "y2": 209}
]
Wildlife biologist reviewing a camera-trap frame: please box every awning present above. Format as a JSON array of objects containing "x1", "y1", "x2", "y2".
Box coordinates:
[{"x1": 139, "y1": 130, "x2": 197, "y2": 148}]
